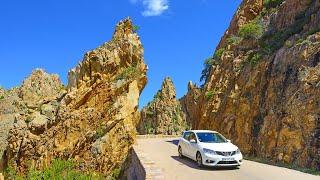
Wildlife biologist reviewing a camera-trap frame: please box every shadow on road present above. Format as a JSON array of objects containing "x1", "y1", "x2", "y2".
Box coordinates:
[
  {"x1": 171, "y1": 156, "x2": 239, "y2": 171},
  {"x1": 165, "y1": 139, "x2": 179, "y2": 146}
]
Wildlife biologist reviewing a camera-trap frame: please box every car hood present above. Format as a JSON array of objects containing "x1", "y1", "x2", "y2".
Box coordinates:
[{"x1": 199, "y1": 142, "x2": 238, "y2": 152}]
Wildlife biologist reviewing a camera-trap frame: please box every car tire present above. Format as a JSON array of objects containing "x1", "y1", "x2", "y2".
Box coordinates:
[
  {"x1": 178, "y1": 146, "x2": 184, "y2": 158},
  {"x1": 196, "y1": 152, "x2": 203, "y2": 168}
]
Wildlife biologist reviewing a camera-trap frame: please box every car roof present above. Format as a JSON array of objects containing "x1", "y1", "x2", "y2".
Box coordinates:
[{"x1": 184, "y1": 130, "x2": 218, "y2": 133}]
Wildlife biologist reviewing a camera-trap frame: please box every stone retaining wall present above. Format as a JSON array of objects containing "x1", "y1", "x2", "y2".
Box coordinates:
[
  {"x1": 125, "y1": 136, "x2": 176, "y2": 180},
  {"x1": 125, "y1": 146, "x2": 165, "y2": 180}
]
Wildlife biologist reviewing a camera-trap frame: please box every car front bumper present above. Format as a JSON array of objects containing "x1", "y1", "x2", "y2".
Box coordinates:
[{"x1": 201, "y1": 153, "x2": 243, "y2": 167}]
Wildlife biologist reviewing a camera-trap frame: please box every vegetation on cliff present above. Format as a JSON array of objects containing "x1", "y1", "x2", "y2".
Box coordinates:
[
  {"x1": 4, "y1": 159, "x2": 105, "y2": 180},
  {"x1": 192, "y1": 0, "x2": 320, "y2": 171}
]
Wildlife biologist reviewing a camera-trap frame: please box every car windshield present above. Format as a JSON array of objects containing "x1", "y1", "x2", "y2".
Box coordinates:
[{"x1": 196, "y1": 132, "x2": 227, "y2": 143}]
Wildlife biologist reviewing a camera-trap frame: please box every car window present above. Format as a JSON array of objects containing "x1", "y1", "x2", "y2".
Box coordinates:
[
  {"x1": 188, "y1": 132, "x2": 196, "y2": 142},
  {"x1": 183, "y1": 132, "x2": 191, "y2": 140},
  {"x1": 196, "y1": 132, "x2": 227, "y2": 143}
]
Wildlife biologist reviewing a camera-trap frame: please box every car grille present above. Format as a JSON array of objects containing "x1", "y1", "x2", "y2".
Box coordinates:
[
  {"x1": 216, "y1": 151, "x2": 236, "y2": 156},
  {"x1": 217, "y1": 161, "x2": 238, "y2": 164}
]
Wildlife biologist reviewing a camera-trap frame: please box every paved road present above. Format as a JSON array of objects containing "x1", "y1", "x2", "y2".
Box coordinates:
[{"x1": 135, "y1": 138, "x2": 320, "y2": 180}]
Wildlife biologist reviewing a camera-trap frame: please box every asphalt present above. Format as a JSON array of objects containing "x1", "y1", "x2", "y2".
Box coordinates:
[{"x1": 135, "y1": 138, "x2": 320, "y2": 180}]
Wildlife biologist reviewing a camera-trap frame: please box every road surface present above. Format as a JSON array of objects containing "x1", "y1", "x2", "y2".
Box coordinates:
[{"x1": 135, "y1": 137, "x2": 320, "y2": 180}]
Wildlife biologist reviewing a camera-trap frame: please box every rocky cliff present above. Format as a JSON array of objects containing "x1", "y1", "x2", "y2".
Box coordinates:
[
  {"x1": 2, "y1": 18, "x2": 147, "y2": 177},
  {"x1": 185, "y1": 0, "x2": 320, "y2": 170},
  {"x1": 138, "y1": 77, "x2": 187, "y2": 135},
  {"x1": 0, "y1": 69, "x2": 65, "y2": 172},
  {"x1": 180, "y1": 81, "x2": 202, "y2": 129}
]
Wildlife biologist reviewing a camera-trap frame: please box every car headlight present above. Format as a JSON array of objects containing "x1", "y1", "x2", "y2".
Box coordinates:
[
  {"x1": 203, "y1": 148, "x2": 217, "y2": 155},
  {"x1": 235, "y1": 148, "x2": 241, "y2": 154}
]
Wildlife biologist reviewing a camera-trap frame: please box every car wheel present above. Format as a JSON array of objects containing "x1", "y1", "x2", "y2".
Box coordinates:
[
  {"x1": 178, "y1": 146, "x2": 184, "y2": 158},
  {"x1": 196, "y1": 152, "x2": 203, "y2": 168}
]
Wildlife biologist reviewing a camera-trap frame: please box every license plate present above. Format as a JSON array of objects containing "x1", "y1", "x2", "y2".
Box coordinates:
[{"x1": 222, "y1": 158, "x2": 235, "y2": 161}]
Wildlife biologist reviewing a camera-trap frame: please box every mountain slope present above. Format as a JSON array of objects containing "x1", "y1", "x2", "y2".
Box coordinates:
[{"x1": 184, "y1": 0, "x2": 320, "y2": 169}]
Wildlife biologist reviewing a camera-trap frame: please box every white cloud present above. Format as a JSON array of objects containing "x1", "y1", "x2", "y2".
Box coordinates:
[
  {"x1": 142, "y1": 0, "x2": 169, "y2": 16},
  {"x1": 131, "y1": 0, "x2": 169, "y2": 17}
]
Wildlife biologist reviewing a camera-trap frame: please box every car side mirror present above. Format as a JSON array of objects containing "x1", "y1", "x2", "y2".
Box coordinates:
[
  {"x1": 227, "y1": 139, "x2": 231, "y2": 143},
  {"x1": 190, "y1": 139, "x2": 197, "y2": 143}
]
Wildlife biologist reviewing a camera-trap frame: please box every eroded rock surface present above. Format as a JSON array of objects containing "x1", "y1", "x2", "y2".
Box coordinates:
[
  {"x1": 0, "y1": 69, "x2": 65, "y2": 172},
  {"x1": 180, "y1": 81, "x2": 202, "y2": 129},
  {"x1": 138, "y1": 77, "x2": 187, "y2": 135},
  {"x1": 3, "y1": 18, "x2": 147, "y2": 176},
  {"x1": 184, "y1": 0, "x2": 320, "y2": 169}
]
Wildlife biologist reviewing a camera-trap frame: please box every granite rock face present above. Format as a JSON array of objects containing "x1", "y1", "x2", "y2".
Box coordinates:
[
  {"x1": 138, "y1": 77, "x2": 187, "y2": 135},
  {"x1": 3, "y1": 18, "x2": 147, "y2": 176},
  {"x1": 19, "y1": 69, "x2": 65, "y2": 106},
  {"x1": 180, "y1": 81, "x2": 202, "y2": 129},
  {"x1": 218, "y1": 0, "x2": 263, "y2": 49},
  {"x1": 184, "y1": 0, "x2": 320, "y2": 169},
  {"x1": 0, "y1": 69, "x2": 65, "y2": 172}
]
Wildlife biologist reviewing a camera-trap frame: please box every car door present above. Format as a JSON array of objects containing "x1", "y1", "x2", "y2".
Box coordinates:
[
  {"x1": 181, "y1": 132, "x2": 191, "y2": 157},
  {"x1": 187, "y1": 132, "x2": 198, "y2": 160}
]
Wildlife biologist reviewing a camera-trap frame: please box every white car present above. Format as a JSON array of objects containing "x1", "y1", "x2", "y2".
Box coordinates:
[{"x1": 178, "y1": 130, "x2": 243, "y2": 167}]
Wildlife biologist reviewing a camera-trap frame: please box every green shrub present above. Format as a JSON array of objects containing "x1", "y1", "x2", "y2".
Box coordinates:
[
  {"x1": 264, "y1": 0, "x2": 285, "y2": 9},
  {"x1": 26, "y1": 167, "x2": 42, "y2": 180},
  {"x1": 146, "y1": 125, "x2": 155, "y2": 134},
  {"x1": 25, "y1": 116, "x2": 32, "y2": 124},
  {"x1": 246, "y1": 52, "x2": 262, "y2": 67},
  {"x1": 284, "y1": 40, "x2": 293, "y2": 48},
  {"x1": 95, "y1": 126, "x2": 105, "y2": 139},
  {"x1": 41, "y1": 159, "x2": 74, "y2": 179},
  {"x1": 296, "y1": 38, "x2": 304, "y2": 44},
  {"x1": 0, "y1": 95, "x2": 4, "y2": 100},
  {"x1": 200, "y1": 67, "x2": 210, "y2": 84},
  {"x1": 295, "y1": 38, "x2": 312, "y2": 46},
  {"x1": 116, "y1": 66, "x2": 141, "y2": 80},
  {"x1": 5, "y1": 159, "x2": 103, "y2": 180},
  {"x1": 145, "y1": 110, "x2": 154, "y2": 117},
  {"x1": 239, "y1": 21, "x2": 264, "y2": 40},
  {"x1": 144, "y1": 122, "x2": 155, "y2": 134},
  {"x1": 205, "y1": 90, "x2": 216, "y2": 100},
  {"x1": 204, "y1": 57, "x2": 213, "y2": 66},
  {"x1": 204, "y1": 57, "x2": 220, "y2": 66},
  {"x1": 214, "y1": 48, "x2": 225, "y2": 59},
  {"x1": 59, "y1": 85, "x2": 66, "y2": 91},
  {"x1": 109, "y1": 168, "x2": 121, "y2": 180},
  {"x1": 227, "y1": 35, "x2": 243, "y2": 45},
  {"x1": 260, "y1": 6, "x2": 315, "y2": 54},
  {"x1": 172, "y1": 113, "x2": 179, "y2": 124},
  {"x1": 173, "y1": 126, "x2": 180, "y2": 132},
  {"x1": 147, "y1": 127, "x2": 155, "y2": 134},
  {"x1": 200, "y1": 48, "x2": 225, "y2": 86},
  {"x1": 133, "y1": 25, "x2": 140, "y2": 33},
  {"x1": 260, "y1": 30, "x2": 284, "y2": 54},
  {"x1": 153, "y1": 91, "x2": 162, "y2": 100},
  {"x1": 200, "y1": 49, "x2": 224, "y2": 84},
  {"x1": 5, "y1": 166, "x2": 24, "y2": 180},
  {"x1": 200, "y1": 57, "x2": 220, "y2": 84},
  {"x1": 307, "y1": 25, "x2": 320, "y2": 35}
]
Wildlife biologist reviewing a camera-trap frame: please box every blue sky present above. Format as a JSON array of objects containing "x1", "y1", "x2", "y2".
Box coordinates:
[{"x1": 0, "y1": 0, "x2": 241, "y2": 107}]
